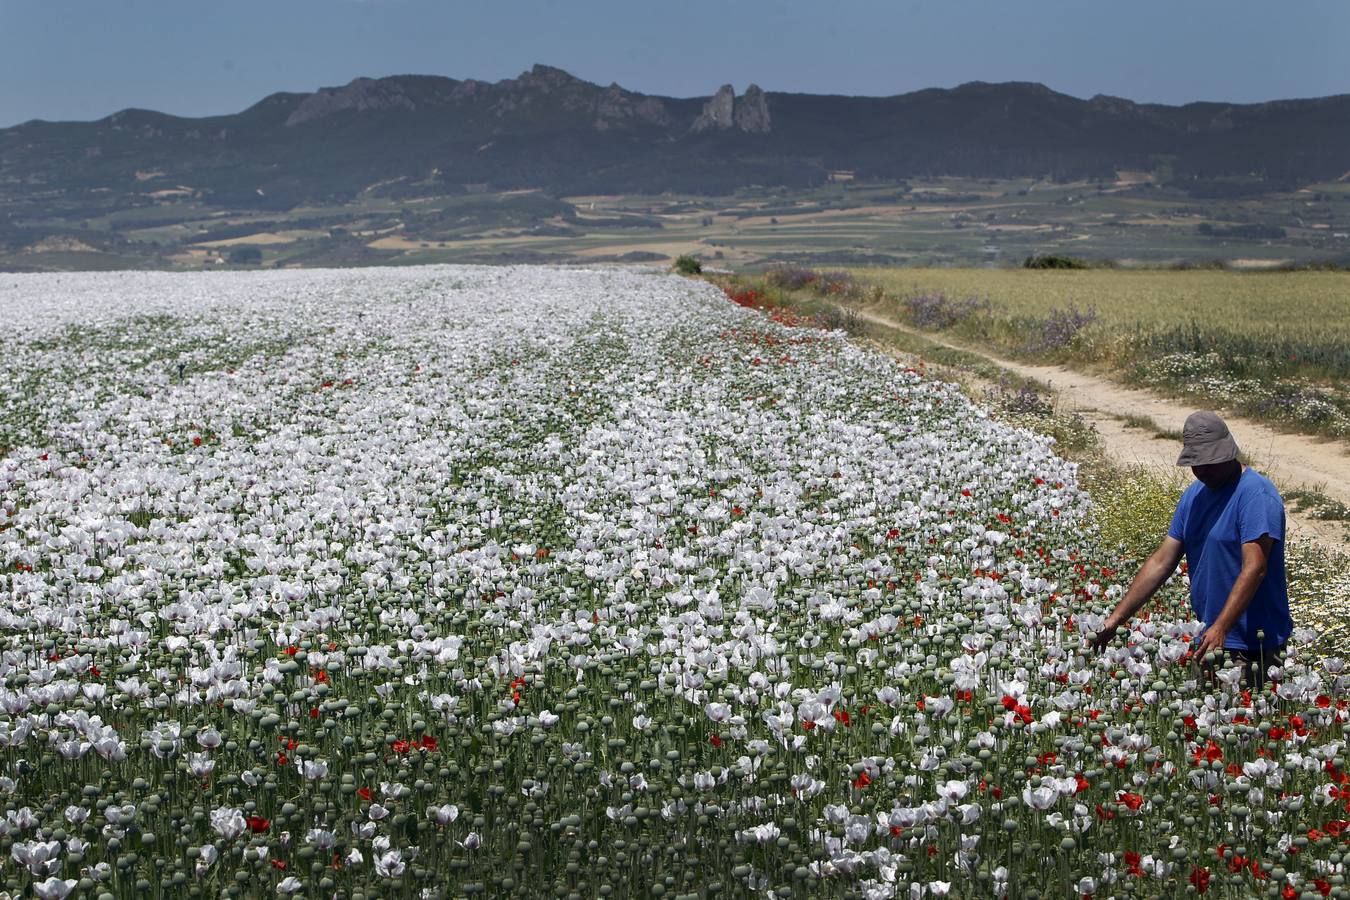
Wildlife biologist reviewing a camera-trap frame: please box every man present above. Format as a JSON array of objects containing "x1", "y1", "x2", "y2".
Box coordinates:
[{"x1": 1092, "y1": 411, "x2": 1291, "y2": 686}]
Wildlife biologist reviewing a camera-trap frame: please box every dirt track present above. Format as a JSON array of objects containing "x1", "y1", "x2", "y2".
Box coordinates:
[{"x1": 854, "y1": 307, "x2": 1350, "y2": 554}]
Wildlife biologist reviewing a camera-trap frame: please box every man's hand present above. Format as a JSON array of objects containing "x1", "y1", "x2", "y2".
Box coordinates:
[
  {"x1": 1095, "y1": 537, "x2": 1184, "y2": 653},
  {"x1": 1194, "y1": 624, "x2": 1228, "y2": 661},
  {"x1": 1091, "y1": 618, "x2": 1121, "y2": 653}
]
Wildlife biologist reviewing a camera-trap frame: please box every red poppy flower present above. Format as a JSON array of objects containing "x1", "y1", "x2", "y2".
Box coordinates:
[
  {"x1": 357, "y1": 787, "x2": 372, "y2": 802},
  {"x1": 246, "y1": 815, "x2": 270, "y2": 833},
  {"x1": 1193, "y1": 740, "x2": 1223, "y2": 764},
  {"x1": 1188, "y1": 866, "x2": 1211, "y2": 894}
]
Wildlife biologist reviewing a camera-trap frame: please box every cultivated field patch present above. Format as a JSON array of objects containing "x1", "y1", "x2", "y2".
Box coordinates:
[
  {"x1": 844, "y1": 267, "x2": 1350, "y2": 439},
  {"x1": 0, "y1": 267, "x2": 1346, "y2": 898}
]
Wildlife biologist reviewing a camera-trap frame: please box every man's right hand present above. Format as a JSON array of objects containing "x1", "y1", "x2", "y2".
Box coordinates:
[{"x1": 1091, "y1": 619, "x2": 1120, "y2": 653}]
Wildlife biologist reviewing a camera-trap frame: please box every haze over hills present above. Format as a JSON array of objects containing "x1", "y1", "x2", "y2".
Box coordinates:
[{"x1": 4, "y1": 64, "x2": 1349, "y2": 271}]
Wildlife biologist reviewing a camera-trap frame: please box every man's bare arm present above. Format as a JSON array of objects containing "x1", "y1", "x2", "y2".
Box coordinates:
[
  {"x1": 1193, "y1": 534, "x2": 1274, "y2": 659},
  {"x1": 1091, "y1": 536, "x2": 1184, "y2": 651}
]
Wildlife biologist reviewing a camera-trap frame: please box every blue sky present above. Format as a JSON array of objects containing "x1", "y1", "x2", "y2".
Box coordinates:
[{"x1": 2, "y1": 0, "x2": 1347, "y2": 126}]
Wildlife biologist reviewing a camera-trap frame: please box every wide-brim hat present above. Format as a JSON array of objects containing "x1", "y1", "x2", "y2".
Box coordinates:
[{"x1": 1176, "y1": 410, "x2": 1240, "y2": 467}]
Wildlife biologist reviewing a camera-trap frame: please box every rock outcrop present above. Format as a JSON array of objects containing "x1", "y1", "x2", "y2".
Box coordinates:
[
  {"x1": 595, "y1": 84, "x2": 672, "y2": 129},
  {"x1": 286, "y1": 78, "x2": 416, "y2": 127},
  {"x1": 691, "y1": 84, "x2": 771, "y2": 133},
  {"x1": 735, "y1": 84, "x2": 771, "y2": 133},
  {"x1": 692, "y1": 85, "x2": 737, "y2": 132}
]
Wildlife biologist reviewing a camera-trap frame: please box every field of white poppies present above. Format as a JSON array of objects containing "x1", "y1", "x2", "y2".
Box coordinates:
[{"x1": 1, "y1": 265, "x2": 1348, "y2": 900}]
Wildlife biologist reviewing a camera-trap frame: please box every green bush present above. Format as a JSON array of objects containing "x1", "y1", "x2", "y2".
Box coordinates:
[
  {"x1": 1023, "y1": 254, "x2": 1088, "y2": 269},
  {"x1": 1082, "y1": 465, "x2": 1186, "y2": 563},
  {"x1": 673, "y1": 255, "x2": 702, "y2": 275},
  {"x1": 228, "y1": 246, "x2": 263, "y2": 265}
]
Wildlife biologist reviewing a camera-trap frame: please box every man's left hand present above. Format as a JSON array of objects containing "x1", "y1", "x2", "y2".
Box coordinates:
[{"x1": 1194, "y1": 625, "x2": 1228, "y2": 661}]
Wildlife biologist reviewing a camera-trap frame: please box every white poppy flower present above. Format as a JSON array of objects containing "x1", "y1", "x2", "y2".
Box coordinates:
[{"x1": 32, "y1": 878, "x2": 78, "y2": 900}]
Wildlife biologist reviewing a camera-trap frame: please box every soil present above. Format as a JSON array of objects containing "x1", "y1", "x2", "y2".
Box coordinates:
[
  {"x1": 853, "y1": 307, "x2": 1350, "y2": 554},
  {"x1": 195, "y1": 232, "x2": 308, "y2": 248}
]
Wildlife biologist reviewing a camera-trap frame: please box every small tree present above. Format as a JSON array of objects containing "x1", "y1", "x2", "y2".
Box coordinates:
[
  {"x1": 228, "y1": 246, "x2": 263, "y2": 265},
  {"x1": 673, "y1": 255, "x2": 702, "y2": 275}
]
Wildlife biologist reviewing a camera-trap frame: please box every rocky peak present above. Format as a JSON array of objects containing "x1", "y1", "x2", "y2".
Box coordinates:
[
  {"x1": 735, "y1": 84, "x2": 771, "y2": 133},
  {"x1": 692, "y1": 84, "x2": 770, "y2": 133},
  {"x1": 594, "y1": 84, "x2": 671, "y2": 129},
  {"x1": 1089, "y1": 94, "x2": 1139, "y2": 116},
  {"x1": 508, "y1": 64, "x2": 585, "y2": 93},
  {"x1": 692, "y1": 85, "x2": 736, "y2": 132},
  {"x1": 286, "y1": 77, "x2": 415, "y2": 127}
]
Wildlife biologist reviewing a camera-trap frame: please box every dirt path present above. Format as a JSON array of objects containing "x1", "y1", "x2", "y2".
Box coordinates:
[{"x1": 853, "y1": 307, "x2": 1350, "y2": 554}]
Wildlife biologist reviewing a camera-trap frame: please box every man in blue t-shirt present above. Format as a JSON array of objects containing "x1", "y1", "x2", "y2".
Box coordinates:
[{"x1": 1092, "y1": 411, "x2": 1291, "y2": 686}]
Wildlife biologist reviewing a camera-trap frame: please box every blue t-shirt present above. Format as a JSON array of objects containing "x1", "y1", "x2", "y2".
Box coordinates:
[{"x1": 1167, "y1": 467, "x2": 1290, "y2": 651}]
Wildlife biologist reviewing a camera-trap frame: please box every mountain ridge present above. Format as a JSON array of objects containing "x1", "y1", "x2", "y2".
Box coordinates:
[
  {"x1": 3, "y1": 63, "x2": 1349, "y2": 216},
  {"x1": 21, "y1": 65, "x2": 1347, "y2": 129}
]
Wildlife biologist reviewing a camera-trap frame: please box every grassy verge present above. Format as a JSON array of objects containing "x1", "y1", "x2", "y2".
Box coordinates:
[
  {"x1": 703, "y1": 270, "x2": 1350, "y2": 653},
  {"x1": 1285, "y1": 487, "x2": 1350, "y2": 522},
  {"x1": 845, "y1": 267, "x2": 1350, "y2": 440},
  {"x1": 724, "y1": 265, "x2": 1350, "y2": 440}
]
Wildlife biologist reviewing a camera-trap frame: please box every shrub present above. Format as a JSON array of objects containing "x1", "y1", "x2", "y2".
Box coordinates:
[
  {"x1": 903, "y1": 291, "x2": 988, "y2": 330},
  {"x1": 1083, "y1": 466, "x2": 1187, "y2": 563},
  {"x1": 764, "y1": 265, "x2": 820, "y2": 291},
  {"x1": 673, "y1": 255, "x2": 702, "y2": 275},
  {"x1": 814, "y1": 304, "x2": 863, "y2": 334},
  {"x1": 1024, "y1": 254, "x2": 1088, "y2": 269},
  {"x1": 1021, "y1": 304, "x2": 1099, "y2": 354},
  {"x1": 228, "y1": 246, "x2": 263, "y2": 265},
  {"x1": 816, "y1": 270, "x2": 855, "y2": 294}
]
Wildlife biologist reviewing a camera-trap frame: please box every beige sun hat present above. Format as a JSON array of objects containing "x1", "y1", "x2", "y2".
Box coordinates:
[{"x1": 1176, "y1": 410, "x2": 1240, "y2": 467}]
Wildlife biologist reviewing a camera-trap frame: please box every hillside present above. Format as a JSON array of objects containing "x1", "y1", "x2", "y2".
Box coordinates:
[{"x1": 4, "y1": 65, "x2": 1350, "y2": 270}]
